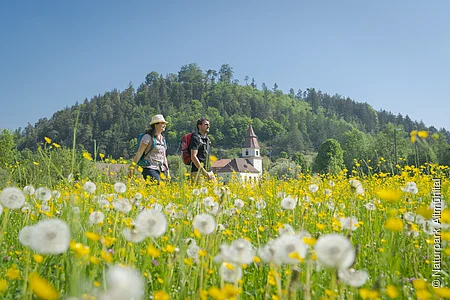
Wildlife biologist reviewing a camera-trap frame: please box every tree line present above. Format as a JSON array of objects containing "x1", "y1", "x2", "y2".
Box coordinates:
[{"x1": 2, "y1": 63, "x2": 450, "y2": 182}]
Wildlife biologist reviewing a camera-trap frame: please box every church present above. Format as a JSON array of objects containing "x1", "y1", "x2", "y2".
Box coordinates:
[{"x1": 211, "y1": 125, "x2": 263, "y2": 182}]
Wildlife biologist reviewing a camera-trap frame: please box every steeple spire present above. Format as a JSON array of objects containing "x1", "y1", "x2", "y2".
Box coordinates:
[{"x1": 243, "y1": 124, "x2": 260, "y2": 149}]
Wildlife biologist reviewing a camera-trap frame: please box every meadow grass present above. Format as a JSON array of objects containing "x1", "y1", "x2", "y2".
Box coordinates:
[{"x1": 0, "y1": 162, "x2": 449, "y2": 299}]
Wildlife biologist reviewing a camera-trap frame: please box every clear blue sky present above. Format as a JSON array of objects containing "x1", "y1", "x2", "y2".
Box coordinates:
[{"x1": 1, "y1": 0, "x2": 449, "y2": 131}]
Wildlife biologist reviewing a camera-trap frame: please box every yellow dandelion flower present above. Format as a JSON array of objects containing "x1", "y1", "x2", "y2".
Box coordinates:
[
  {"x1": 89, "y1": 256, "x2": 101, "y2": 265},
  {"x1": 444, "y1": 248, "x2": 450, "y2": 256},
  {"x1": 302, "y1": 237, "x2": 317, "y2": 246},
  {"x1": 6, "y1": 266, "x2": 20, "y2": 280},
  {"x1": 100, "y1": 250, "x2": 113, "y2": 263},
  {"x1": 416, "y1": 289, "x2": 432, "y2": 299},
  {"x1": 33, "y1": 161, "x2": 39, "y2": 166},
  {"x1": 33, "y1": 254, "x2": 44, "y2": 263},
  {"x1": 99, "y1": 153, "x2": 105, "y2": 159},
  {"x1": 44, "y1": 137, "x2": 52, "y2": 144},
  {"x1": 52, "y1": 142, "x2": 60, "y2": 148},
  {"x1": 316, "y1": 223, "x2": 326, "y2": 230},
  {"x1": 376, "y1": 189, "x2": 402, "y2": 202},
  {"x1": 417, "y1": 130, "x2": 429, "y2": 139},
  {"x1": 184, "y1": 258, "x2": 194, "y2": 266},
  {"x1": 198, "y1": 249, "x2": 208, "y2": 257},
  {"x1": 442, "y1": 231, "x2": 450, "y2": 241},
  {"x1": 208, "y1": 287, "x2": 222, "y2": 300},
  {"x1": 157, "y1": 278, "x2": 164, "y2": 284},
  {"x1": 153, "y1": 290, "x2": 170, "y2": 300},
  {"x1": 194, "y1": 228, "x2": 201, "y2": 239},
  {"x1": 253, "y1": 256, "x2": 261, "y2": 263},
  {"x1": 441, "y1": 209, "x2": 450, "y2": 223},
  {"x1": 0, "y1": 279, "x2": 7, "y2": 293},
  {"x1": 416, "y1": 207, "x2": 433, "y2": 219},
  {"x1": 384, "y1": 218, "x2": 403, "y2": 232},
  {"x1": 434, "y1": 287, "x2": 450, "y2": 298},
  {"x1": 86, "y1": 231, "x2": 101, "y2": 241},
  {"x1": 224, "y1": 262, "x2": 235, "y2": 270},
  {"x1": 94, "y1": 281, "x2": 101, "y2": 287},
  {"x1": 147, "y1": 245, "x2": 161, "y2": 258},
  {"x1": 29, "y1": 273, "x2": 59, "y2": 300},
  {"x1": 165, "y1": 244, "x2": 175, "y2": 253},
  {"x1": 210, "y1": 155, "x2": 218, "y2": 163},
  {"x1": 413, "y1": 279, "x2": 428, "y2": 289},
  {"x1": 82, "y1": 151, "x2": 93, "y2": 161},
  {"x1": 359, "y1": 288, "x2": 379, "y2": 299},
  {"x1": 386, "y1": 284, "x2": 398, "y2": 298}
]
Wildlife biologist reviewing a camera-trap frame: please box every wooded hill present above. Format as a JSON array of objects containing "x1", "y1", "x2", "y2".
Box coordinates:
[{"x1": 13, "y1": 63, "x2": 450, "y2": 170}]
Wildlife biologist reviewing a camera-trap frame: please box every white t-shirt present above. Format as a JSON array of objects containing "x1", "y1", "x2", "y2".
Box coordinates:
[{"x1": 140, "y1": 134, "x2": 167, "y2": 171}]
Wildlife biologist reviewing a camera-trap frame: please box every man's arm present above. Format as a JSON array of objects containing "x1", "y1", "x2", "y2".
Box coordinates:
[{"x1": 191, "y1": 149, "x2": 208, "y2": 176}]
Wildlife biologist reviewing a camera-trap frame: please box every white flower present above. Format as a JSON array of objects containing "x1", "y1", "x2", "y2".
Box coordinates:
[
  {"x1": 403, "y1": 212, "x2": 416, "y2": 222},
  {"x1": 228, "y1": 239, "x2": 255, "y2": 264},
  {"x1": 113, "y1": 198, "x2": 132, "y2": 214},
  {"x1": 309, "y1": 184, "x2": 319, "y2": 193},
  {"x1": 364, "y1": 202, "x2": 376, "y2": 211},
  {"x1": 203, "y1": 196, "x2": 214, "y2": 206},
  {"x1": 338, "y1": 217, "x2": 359, "y2": 231},
  {"x1": 29, "y1": 219, "x2": 71, "y2": 254},
  {"x1": 150, "y1": 203, "x2": 163, "y2": 212},
  {"x1": 135, "y1": 209, "x2": 167, "y2": 237},
  {"x1": 19, "y1": 225, "x2": 35, "y2": 246},
  {"x1": 329, "y1": 180, "x2": 335, "y2": 187},
  {"x1": 200, "y1": 187, "x2": 208, "y2": 194},
  {"x1": 338, "y1": 268, "x2": 369, "y2": 287},
  {"x1": 324, "y1": 189, "x2": 332, "y2": 196},
  {"x1": 206, "y1": 202, "x2": 219, "y2": 215},
  {"x1": 0, "y1": 187, "x2": 26, "y2": 209},
  {"x1": 130, "y1": 193, "x2": 142, "y2": 204},
  {"x1": 114, "y1": 182, "x2": 127, "y2": 193},
  {"x1": 272, "y1": 234, "x2": 308, "y2": 265},
  {"x1": 21, "y1": 203, "x2": 31, "y2": 213},
  {"x1": 192, "y1": 188, "x2": 201, "y2": 196},
  {"x1": 89, "y1": 211, "x2": 105, "y2": 224},
  {"x1": 52, "y1": 190, "x2": 61, "y2": 199},
  {"x1": 402, "y1": 182, "x2": 418, "y2": 194},
  {"x1": 35, "y1": 187, "x2": 52, "y2": 201},
  {"x1": 255, "y1": 199, "x2": 266, "y2": 210},
  {"x1": 315, "y1": 234, "x2": 355, "y2": 269},
  {"x1": 281, "y1": 196, "x2": 297, "y2": 210},
  {"x1": 165, "y1": 203, "x2": 176, "y2": 213},
  {"x1": 193, "y1": 214, "x2": 216, "y2": 235},
  {"x1": 83, "y1": 181, "x2": 97, "y2": 194},
  {"x1": 40, "y1": 204, "x2": 51, "y2": 213},
  {"x1": 23, "y1": 186, "x2": 35, "y2": 195},
  {"x1": 349, "y1": 179, "x2": 364, "y2": 195},
  {"x1": 104, "y1": 265, "x2": 144, "y2": 300},
  {"x1": 278, "y1": 224, "x2": 295, "y2": 236},
  {"x1": 187, "y1": 242, "x2": 200, "y2": 260},
  {"x1": 122, "y1": 228, "x2": 146, "y2": 243},
  {"x1": 234, "y1": 199, "x2": 245, "y2": 208},
  {"x1": 219, "y1": 263, "x2": 243, "y2": 283}
]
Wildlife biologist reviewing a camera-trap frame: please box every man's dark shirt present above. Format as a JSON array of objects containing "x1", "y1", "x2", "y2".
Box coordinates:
[{"x1": 189, "y1": 131, "x2": 211, "y2": 172}]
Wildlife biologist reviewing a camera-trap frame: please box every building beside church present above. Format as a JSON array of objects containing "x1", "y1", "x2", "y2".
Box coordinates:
[{"x1": 211, "y1": 125, "x2": 263, "y2": 182}]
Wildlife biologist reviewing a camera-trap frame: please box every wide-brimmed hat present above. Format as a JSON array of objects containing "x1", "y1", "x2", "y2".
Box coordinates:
[{"x1": 150, "y1": 114, "x2": 167, "y2": 125}]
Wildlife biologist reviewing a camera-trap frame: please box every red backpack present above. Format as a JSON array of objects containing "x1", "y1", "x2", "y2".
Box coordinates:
[{"x1": 181, "y1": 132, "x2": 193, "y2": 165}]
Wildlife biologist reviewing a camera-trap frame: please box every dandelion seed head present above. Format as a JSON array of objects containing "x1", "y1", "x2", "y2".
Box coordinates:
[
  {"x1": 0, "y1": 187, "x2": 26, "y2": 209},
  {"x1": 83, "y1": 181, "x2": 97, "y2": 194},
  {"x1": 122, "y1": 227, "x2": 146, "y2": 243},
  {"x1": 105, "y1": 265, "x2": 144, "y2": 300},
  {"x1": 193, "y1": 214, "x2": 216, "y2": 235},
  {"x1": 35, "y1": 187, "x2": 52, "y2": 202},
  {"x1": 338, "y1": 268, "x2": 369, "y2": 287},
  {"x1": 315, "y1": 234, "x2": 355, "y2": 269},
  {"x1": 135, "y1": 209, "x2": 167, "y2": 237},
  {"x1": 113, "y1": 198, "x2": 132, "y2": 214},
  {"x1": 29, "y1": 219, "x2": 71, "y2": 254},
  {"x1": 19, "y1": 225, "x2": 35, "y2": 246},
  {"x1": 114, "y1": 182, "x2": 127, "y2": 193},
  {"x1": 23, "y1": 186, "x2": 35, "y2": 195},
  {"x1": 219, "y1": 263, "x2": 242, "y2": 283},
  {"x1": 281, "y1": 196, "x2": 297, "y2": 210},
  {"x1": 89, "y1": 211, "x2": 105, "y2": 224},
  {"x1": 309, "y1": 184, "x2": 319, "y2": 193},
  {"x1": 234, "y1": 199, "x2": 245, "y2": 208}
]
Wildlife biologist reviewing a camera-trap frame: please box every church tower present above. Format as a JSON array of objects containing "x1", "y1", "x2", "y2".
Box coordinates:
[{"x1": 242, "y1": 124, "x2": 262, "y2": 175}]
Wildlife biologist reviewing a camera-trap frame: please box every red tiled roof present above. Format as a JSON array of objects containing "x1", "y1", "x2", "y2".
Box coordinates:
[
  {"x1": 217, "y1": 158, "x2": 260, "y2": 174},
  {"x1": 243, "y1": 125, "x2": 260, "y2": 149}
]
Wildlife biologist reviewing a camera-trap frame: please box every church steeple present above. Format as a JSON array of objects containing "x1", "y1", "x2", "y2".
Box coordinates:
[
  {"x1": 242, "y1": 124, "x2": 262, "y2": 175},
  {"x1": 243, "y1": 124, "x2": 260, "y2": 149}
]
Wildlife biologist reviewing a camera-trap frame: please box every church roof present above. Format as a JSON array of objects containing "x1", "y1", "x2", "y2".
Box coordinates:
[
  {"x1": 216, "y1": 158, "x2": 260, "y2": 174},
  {"x1": 211, "y1": 159, "x2": 232, "y2": 169},
  {"x1": 243, "y1": 125, "x2": 260, "y2": 149}
]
